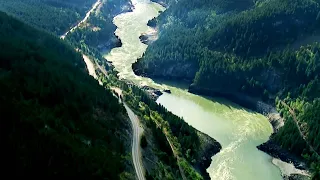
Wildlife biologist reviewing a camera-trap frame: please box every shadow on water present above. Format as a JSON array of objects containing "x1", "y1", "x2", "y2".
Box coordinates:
[
  {"x1": 153, "y1": 78, "x2": 190, "y2": 90},
  {"x1": 153, "y1": 78, "x2": 259, "y2": 115}
]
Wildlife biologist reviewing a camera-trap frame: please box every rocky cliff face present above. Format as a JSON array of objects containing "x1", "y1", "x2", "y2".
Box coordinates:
[
  {"x1": 133, "y1": 55, "x2": 285, "y2": 119},
  {"x1": 195, "y1": 131, "x2": 222, "y2": 180},
  {"x1": 133, "y1": 59, "x2": 198, "y2": 82}
]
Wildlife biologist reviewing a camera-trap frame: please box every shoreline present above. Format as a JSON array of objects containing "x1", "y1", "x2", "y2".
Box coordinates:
[
  {"x1": 124, "y1": 80, "x2": 221, "y2": 179},
  {"x1": 131, "y1": 73, "x2": 310, "y2": 180},
  {"x1": 187, "y1": 85, "x2": 311, "y2": 179},
  {"x1": 271, "y1": 158, "x2": 310, "y2": 179},
  {"x1": 195, "y1": 131, "x2": 222, "y2": 180},
  {"x1": 108, "y1": 0, "x2": 309, "y2": 179},
  {"x1": 150, "y1": 0, "x2": 169, "y2": 8},
  {"x1": 98, "y1": 1, "x2": 134, "y2": 52}
]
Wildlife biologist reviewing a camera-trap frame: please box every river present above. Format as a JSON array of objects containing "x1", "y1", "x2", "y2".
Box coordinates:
[{"x1": 103, "y1": 0, "x2": 283, "y2": 179}]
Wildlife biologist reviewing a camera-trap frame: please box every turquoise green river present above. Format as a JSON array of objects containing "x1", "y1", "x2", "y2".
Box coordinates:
[{"x1": 104, "y1": 0, "x2": 283, "y2": 179}]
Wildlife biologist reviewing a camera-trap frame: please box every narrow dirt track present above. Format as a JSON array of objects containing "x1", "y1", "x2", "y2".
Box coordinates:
[{"x1": 280, "y1": 101, "x2": 319, "y2": 157}]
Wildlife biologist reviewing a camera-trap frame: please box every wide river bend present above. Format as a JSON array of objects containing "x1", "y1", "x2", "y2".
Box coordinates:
[{"x1": 103, "y1": 0, "x2": 283, "y2": 179}]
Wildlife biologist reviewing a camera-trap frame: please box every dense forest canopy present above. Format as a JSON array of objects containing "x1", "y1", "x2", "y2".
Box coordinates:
[
  {"x1": 105, "y1": 78, "x2": 221, "y2": 180},
  {"x1": 66, "y1": 0, "x2": 131, "y2": 51},
  {"x1": 0, "y1": 0, "x2": 97, "y2": 35},
  {"x1": 134, "y1": 0, "x2": 320, "y2": 178},
  {"x1": 0, "y1": 12, "x2": 132, "y2": 178},
  {"x1": 135, "y1": 0, "x2": 320, "y2": 105},
  {"x1": 65, "y1": 0, "x2": 131, "y2": 80},
  {"x1": 1, "y1": 0, "x2": 319, "y2": 178}
]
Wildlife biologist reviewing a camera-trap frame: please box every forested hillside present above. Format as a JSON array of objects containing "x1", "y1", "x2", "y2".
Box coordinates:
[
  {"x1": 0, "y1": 0, "x2": 97, "y2": 35},
  {"x1": 0, "y1": 12, "x2": 133, "y2": 178},
  {"x1": 66, "y1": 0, "x2": 131, "y2": 53},
  {"x1": 135, "y1": 0, "x2": 319, "y2": 100},
  {"x1": 65, "y1": 0, "x2": 131, "y2": 81},
  {"x1": 100, "y1": 73, "x2": 221, "y2": 180},
  {"x1": 273, "y1": 97, "x2": 320, "y2": 179},
  {"x1": 134, "y1": 0, "x2": 320, "y2": 178}
]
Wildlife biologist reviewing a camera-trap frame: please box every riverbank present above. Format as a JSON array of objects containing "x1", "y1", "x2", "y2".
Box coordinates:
[
  {"x1": 257, "y1": 140, "x2": 307, "y2": 170},
  {"x1": 133, "y1": 51, "x2": 312, "y2": 180},
  {"x1": 150, "y1": 0, "x2": 170, "y2": 8},
  {"x1": 195, "y1": 131, "x2": 222, "y2": 180},
  {"x1": 97, "y1": 1, "x2": 134, "y2": 53},
  {"x1": 272, "y1": 158, "x2": 310, "y2": 180},
  {"x1": 125, "y1": 80, "x2": 221, "y2": 179},
  {"x1": 64, "y1": 0, "x2": 134, "y2": 55},
  {"x1": 122, "y1": 79, "x2": 222, "y2": 180},
  {"x1": 187, "y1": 85, "x2": 313, "y2": 180},
  {"x1": 132, "y1": 72, "x2": 309, "y2": 179},
  {"x1": 188, "y1": 84, "x2": 287, "y2": 133},
  {"x1": 139, "y1": 30, "x2": 158, "y2": 45},
  {"x1": 102, "y1": 0, "x2": 290, "y2": 179},
  {"x1": 133, "y1": 67, "x2": 295, "y2": 180}
]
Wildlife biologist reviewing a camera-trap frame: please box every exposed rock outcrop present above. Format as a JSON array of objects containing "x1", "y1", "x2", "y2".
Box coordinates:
[
  {"x1": 133, "y1": 60, "x2": 197, "y2": 83},
  {"x1": 195, "y1": 131, "x2": 222, "y2": 180},
  {"x1": 139, "y1": 28, "x2": 158, "y2": 45},
  {"x1": 188, "y1": 84, "x2": 284, "y2": 130},
  {"x1": 141, "y1": 85, "x2": 163, "y2": 100},
  {"x1": 257, "y1": 140, "x2": 307, "y2": 170}
]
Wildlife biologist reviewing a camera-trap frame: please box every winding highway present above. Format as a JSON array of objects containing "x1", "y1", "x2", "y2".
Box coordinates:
[
  {"x1": 60, "y1": 0, "x2": 146, "y2": 178},
  {"x1": 84, "y1": 63, "x2": 146, "y2": 180},
  {"x1": 85, "y1": 62, "x2": 146, "y2": 180},
  {"x1": 124, "y1": 103, "x2": 145, "y2": 180}
]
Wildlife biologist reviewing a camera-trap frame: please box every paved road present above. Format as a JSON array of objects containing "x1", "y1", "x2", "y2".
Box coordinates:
[
  {"x1": 60, "y1": 1, "x2": 146, "y2": 178},
  {"x1": 124, "y1": 103, "x2": 145, "y2": 180},
  {"x1": 60, "y1": 0, "x2": 102, "y2": 39}
]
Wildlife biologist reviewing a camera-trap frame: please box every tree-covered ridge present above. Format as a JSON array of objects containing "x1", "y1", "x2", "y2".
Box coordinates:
[
  {"x1": 121, "y1": 84, "x2": 220, "y2": 180},
  {"x1": 135, "y1": 0, "x2": 319, "y2": 100},
  {"x1": 0, "y1": 12, "x2": 132, "y2": 178},
  {"x1": 274, "y1": 98, "x2": 320, "y2": 156},
  {"x1": 193, "y1": 43, "x2": 320, "y2": 100},
  {"x1": 66, "y1": 0, "x2": 131, "y2": 52},
  {"x1": 125, "y1": 85, "x2": 202, "y2": 163},
  {"x1": 206, "y1": 0, "x2": 320, "y2": 57},
  {"x1": 99, "y1": 73, "x2": 221, "y2": 179},
  {"x1": 134, "y1": 0, "x2": 320, "y2": 177},
  {"x1": 65, "y1": 0, "x2": 131, "y2": 82},
  {"x1": 0, "y1": 0, "x2": 96, "y2": 35},
  {"x1": 273, "y1": 98, "x2": 320, "y2": 179}
]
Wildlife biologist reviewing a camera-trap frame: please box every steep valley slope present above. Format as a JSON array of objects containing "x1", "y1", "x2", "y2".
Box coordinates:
[
  {"x1": 133, "y1": 0, "x2": 320, "y2": 178},
  {"x1": 0, "y1": 11, "x2": 135, "y2": 178}
]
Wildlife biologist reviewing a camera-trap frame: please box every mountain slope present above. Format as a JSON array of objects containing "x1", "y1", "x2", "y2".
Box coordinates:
[
  {"x1": 134, "y1": 0, "x2": 320, "y2": 178},
  {"x1": 135, "y1": 0, "x2": 319, "y2": 100},
  {"x1": 0, "y1": 12, "x2": 132, "y2": 178},
  {"x1": 0, "y1": 0, "x2": 97, "y2": 35},
  {"x1": 66, "y1": 0, "x2": 131, "y2": 53}
]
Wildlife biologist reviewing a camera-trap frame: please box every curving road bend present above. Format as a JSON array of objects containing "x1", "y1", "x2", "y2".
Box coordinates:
[
  {"x1": 84, "y1": 65, "x2": 146, "y2": 179},
  {"x1": 124, "y1": 103, "x2": 145, "y2": 180},
  {"x1": 61, "y1": 0, "x2": 146, "y2": 178}
]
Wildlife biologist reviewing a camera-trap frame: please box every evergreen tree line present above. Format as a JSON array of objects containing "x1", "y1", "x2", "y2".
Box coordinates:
[
  {"x1": 135, "y1": 0, "x2": 320, "y2": 177},
  {"x1": 0, "y1": 0, "x2": 97, "y2": 35},
  {"x1": 121, "y1": 83, "x2": 201, "y2": 164},
  {"x1": 0, "y1": 12, "x2": 132, "y2": 179},
  {"x1": 66, "y1": 0, "x2": 130, "y2": 51}
]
